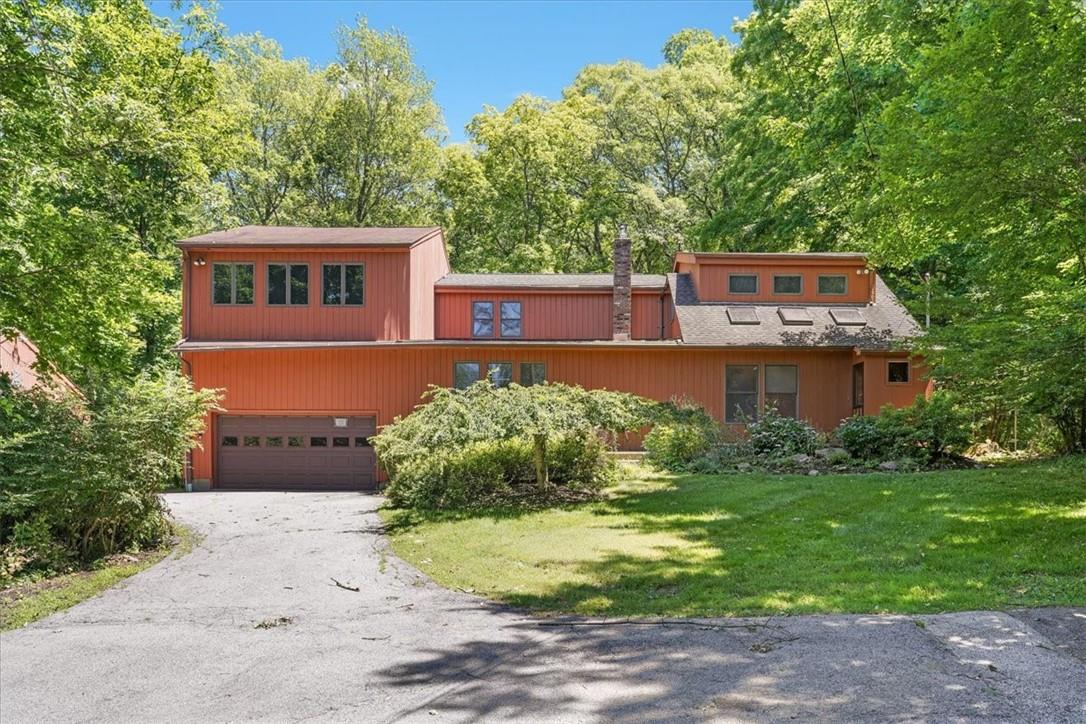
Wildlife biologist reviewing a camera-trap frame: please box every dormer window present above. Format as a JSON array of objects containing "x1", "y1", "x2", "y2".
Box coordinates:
[
  {"x1": 268, "y1": 263, "x2": 308, "y2": 305},
  {"x1": 818, "y1": 275, "x2": 847, "y2": 295},
  {"x1": 212, "y1": 263, "x2": 254, "y2": 305},
  {"x1": 773, "y1": 275, "x2": 802, "y2": 295},
  {"x1": 500, "y1": 302, "x2": 522, "y2": 337},
  {"x1": 728, "y1": 274, "x2": 758, "y2": 294},
  {"x1": 472, "y1": 302, "x2": 493, "y2": 336},
  {"x1": 322, "y1": 264, "x2": 364, "y2": 306}
]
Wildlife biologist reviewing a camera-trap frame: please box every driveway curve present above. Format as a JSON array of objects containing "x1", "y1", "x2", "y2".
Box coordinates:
[{"x1": 2, "y1": 492, "x2": 1083, "y2": 723}]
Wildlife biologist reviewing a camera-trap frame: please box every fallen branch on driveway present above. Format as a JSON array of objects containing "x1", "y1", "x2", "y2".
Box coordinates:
[{"x1": 330, "y1": 577, "x2": 360, "y2": 592}]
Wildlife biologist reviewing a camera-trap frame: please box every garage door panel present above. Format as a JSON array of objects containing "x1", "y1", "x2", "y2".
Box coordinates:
[{"x1": 217, "y1": 415, "x2": 376, "y2": 490}]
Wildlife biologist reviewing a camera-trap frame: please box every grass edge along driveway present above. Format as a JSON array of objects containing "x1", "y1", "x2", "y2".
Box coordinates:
[{"x1": 381, "y1": 456, "x2": 1086, "y2": 617}]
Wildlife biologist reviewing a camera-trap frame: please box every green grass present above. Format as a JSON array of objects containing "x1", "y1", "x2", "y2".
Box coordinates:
[
  {"x1": 0, "y1": 524, "x2": 196, "y2": 631},
  {"x1": 381, "y1": 456, "x2": 1086, "y2": 617}
]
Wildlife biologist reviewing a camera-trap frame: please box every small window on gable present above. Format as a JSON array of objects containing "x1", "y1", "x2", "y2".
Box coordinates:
[
  {"x1": 773, "y1": 275, "x2": 802, "y2": 295},
  {"x1": 729, "y1": 274, "x2": 758, "y2": 294},
  {"x1": 322, "y1": 264, "x2": 364, "y2": 306},
  {"x1": 818, "y1": 275, "x2": 847, "y2": 295},
  {"x1": 521, "y1": 362, "x2": 546, "y2": 386},
  {"x1": 487, "y1": 362, "x2": 513, "y2": 388},
  {"x1": 268, "y1": 263, "x2": 308, "y2": 305},
  {"x1": 212, "y1": 263, "x2": 254, "y2": 305},
  {"x1": 888, "y1": 361, "x2": 910, "y2": 384},
  {"x1": 500, "y1": 301, "x2": 522, "y2": 337},
  {"x1": 472, "y1": 302, "x2": 494, "y2": 337},
  {"x1": 454, "y1": 361, "x2": 481, "y2": 389}
]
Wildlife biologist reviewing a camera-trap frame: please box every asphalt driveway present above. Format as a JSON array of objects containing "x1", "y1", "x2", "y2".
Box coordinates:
[{"x1": 1, "y1": 492, "x2": 1083, "y2": 723}]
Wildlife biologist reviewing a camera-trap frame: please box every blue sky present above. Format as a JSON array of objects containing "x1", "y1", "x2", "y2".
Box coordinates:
[{"x1": 156, "y1": 1, "x2": 753, "y2": 142}]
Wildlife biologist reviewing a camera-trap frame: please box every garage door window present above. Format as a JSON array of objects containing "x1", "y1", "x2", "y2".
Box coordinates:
[
  {"x1": 243, "y1": 436, "x2": 261, "y2": 447},
  {"x1": 222, "y1": 436, "x2": 238, "y2": 447},
  {"x1": 355, "y1": 437, "x2": 371, "y2": 447},
  {"x1": 333, "y1": 437, "x2": 349, "y2": 447},
  {"x1": 288, "y1": 436, "x2": 304, "y2": 447},
  {"x1": 310, "y1": 436, "x2": 328, "y2": 447},
  {"x1": 266, "y1": 436, "x2": 283, "y2": 447}
]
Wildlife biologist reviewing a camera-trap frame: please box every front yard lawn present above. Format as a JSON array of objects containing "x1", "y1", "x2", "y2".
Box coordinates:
[{"x1": 381, "y1": 456, "x2": 1086, "y2": 616}]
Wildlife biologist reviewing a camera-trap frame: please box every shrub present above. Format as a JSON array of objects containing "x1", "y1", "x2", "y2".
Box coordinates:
[
  {"x1": 0, "y1": 371, "x2": 218, "y2": 580},
  {"x1": 835, "y1": 415, "x2": 887, "y2": 461},
  {"x1": 374, "y1": 381, "x2": 645, "y2": 509},
  {"x1": 644, "y1": 398, "x2": 719, "y2": 470},
  {"x1": 833, "y1": 392, "x2": 970, "y2": 464},
  {"x1": 746, "y1": 407, "x2": 819, "y2": 457}
]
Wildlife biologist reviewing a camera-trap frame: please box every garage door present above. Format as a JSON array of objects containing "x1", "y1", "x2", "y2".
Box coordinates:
[{"x1": 217, "y1": 416, "x2": 377, "y2": 490}]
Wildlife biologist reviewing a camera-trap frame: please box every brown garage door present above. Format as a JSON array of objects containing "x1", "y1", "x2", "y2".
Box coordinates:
[{"x1": 217, "y1": 415, "x2": 377, "y2": 490}]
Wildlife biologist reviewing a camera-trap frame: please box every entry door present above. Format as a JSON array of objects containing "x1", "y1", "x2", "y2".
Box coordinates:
[
  {"x1": 217, "y1": 415, "x2": 377, "y2": 490},
  {"x1": 852, "y1": 363, "x2": 864, "y2": 415}
]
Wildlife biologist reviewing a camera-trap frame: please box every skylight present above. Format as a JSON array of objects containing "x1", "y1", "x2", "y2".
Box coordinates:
[
  {"x1": 778, "y1": 307, "x2": 813, "y2": 325},
  {"x1": 727, "y1": 307, "x2": 760, "y2": 325},
  {"x1": 830, "y1": 308, "x2": 867, "y2": 326}
]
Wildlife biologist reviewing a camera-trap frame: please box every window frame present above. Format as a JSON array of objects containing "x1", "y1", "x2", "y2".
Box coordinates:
[
  {"x1": 772, "y1": 274, "x2": 803, "y2": 296},
  {"x1": 725, "y1": 364, "x2": 760, "y2": 424},
  {"x1": 764, "y1": 364, "x2": 799, "y2": 419},
  {"x1": 472, "y1": 300, "x2": 494, "y2": 338},
  {"x1": 321, "y1": 263, "x2": 365, "y2": 307},
  {"x1": 267, "y1": 262, "x2": 310, "y2": 306},
  {"x1": 453, "y1": 361, "x2": 482, "y2": 389},
  {"x1": 887, "y1": 360, "x2": 911, "y2": 384},
  {"x1": 487, "y1": 361, "x2": 514, "y2": 388},
  {"x1": 211, "y1": 262, "x2": 256, "y2": 306},
  {"x1": 817, "y1": 274, "x2": 848, "y2": 296},
  {"x1": 728, "y1": 274, "x2": 759, "y2": 295},
  {"x1": 520, "y1": 362, "x2": 546, "y2": 386},
  {"x1": 499, "y1": 300, "x2": 522, "y2": 338}
]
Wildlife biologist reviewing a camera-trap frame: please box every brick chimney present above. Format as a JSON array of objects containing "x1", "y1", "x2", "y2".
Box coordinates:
[{"x1": 612, "y1": 224, "x2": 632, "y2": 341}]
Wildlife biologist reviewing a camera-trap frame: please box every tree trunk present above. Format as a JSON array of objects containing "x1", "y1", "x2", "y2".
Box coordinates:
[{"x1": 533, "y1": 434, "x2": 548, "y2": 488}]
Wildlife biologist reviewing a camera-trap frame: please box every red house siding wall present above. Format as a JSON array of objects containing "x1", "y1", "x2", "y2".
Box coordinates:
[
  {"x1": 859, "y1": 352, "x2": 933, "y2": 414},
  {"x1": 434, "y1": 290, "x2": 667, "y2": 340},
  {"x1": 409, "y1": 237, "x2": 450, "y2": 340},
  {"x1": 694, "y1": 263, "x2": 874, "y2": 304},
  {"x1": 182, "y1": 345, "x2": 917, "y2": 485},
  {"x1": 185, "y1": 249, "x2": 412, "y2": 341}
]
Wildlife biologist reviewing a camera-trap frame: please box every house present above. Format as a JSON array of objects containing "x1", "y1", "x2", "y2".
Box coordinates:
[
  {"x1": 176, "y1": 225, "x2": 930, "y2": 490},
  {"x1": 1, "y1": 332, "x2": 82, "y2": 397}
]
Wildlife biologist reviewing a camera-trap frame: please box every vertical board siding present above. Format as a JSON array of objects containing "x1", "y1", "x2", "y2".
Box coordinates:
[
  {"x1": 187, "y1": 250, "x2": 412, "y2": 341},
  {"x1": 695, "y1": 263, "x2": 873, "y2": 304},
  {"x1": 186, "y1": 346, "x2": 860, "y2": 484},
  {"x1": 409, "y1": 236, "x2": 449, "y2": 340},
  {"x1": 859, "y1": 352, "x2": 931, "y2": 414},
  {"x1": 435, "y1": 290, "x2": 665, "y2": 340}
]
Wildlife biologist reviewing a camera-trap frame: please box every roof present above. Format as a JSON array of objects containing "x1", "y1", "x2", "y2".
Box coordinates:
[
  {"x1": 675, "y1": 251, "x2": 868, "y2": 261},
  {"x1": 176, "y1": 226, "x2": 442, "y2": 249},
  {"x1": 1, "y1": 332, "x2": 82, "y2": 397},
  {"x1": 667, "y1": 273, "x2": 922, "y2": 349},
  {"x1": 436, "y1": 273, "x2": 667, "y2": 291}
]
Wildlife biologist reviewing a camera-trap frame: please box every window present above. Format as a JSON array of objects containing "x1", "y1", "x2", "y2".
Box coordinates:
[
  {"x1": 267, "y1": 264, "x2": 308, "y2": 305},
  {"x1": 818, "y1": 275, "x2": 847, "y2": 295},
  {"x1": 332, "y1": 437, "x2": 349, "y2": 447},
  {"x1": 487, "y1": 362, "x2": 513, "y2": 388},
  {"x1": 310, "y1": 436, "x2": 328, "y2": 447},
  {"x1": 454, "y1": 362, "x2": 480, "y2": 389},
  {"x1": 221, "y1": 436, "x2": 238, "y2": 447},
  {"x1": 322, "y1": 264, "x2": 364, "y2": 305},
  {"x1": 765, "y1": 365, "x2": 798, "y2": 419},
  {"x1": 212, "y1": 263, "x2": 254, "y2": 305},
  {"x1": 521, "y1": 362, "x2": 546, "y2": 386},
  {"x1": 288, "y1": 436, "x2": 304, "y2": 447},
  {"x1": 728, "y1": 274, "x2": 758, "y2": 294},
  {"x1": 355, "y1": 437, "x2": 371, "y2": 447},
  {"x1": 500, "y1": 301, "x2": 522, "y2": 337},
  {"x1": 243, "y1": 436, "x2": 261, "y2": 447},
  {"x1": 888, "y1": 361, "x2": 910, "y2": 384},
  {"x1": 472, "y1": 301, "x2": 494, "y2": 337},
  {"x1": 266, "y1": 436, "x2": 283, "y2": 447},
  {"x1": 725, "y1": 365, "x2": 759, "y2": 423},
  {"x1": 773, "y1": 275, "x2": 802, "y2": 295}
]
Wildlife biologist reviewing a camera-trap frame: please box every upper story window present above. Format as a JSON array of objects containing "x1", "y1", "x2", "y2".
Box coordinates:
[
  {"x1": 500, "y1": 302, "x2": 522, "y2": 337},
  {"x1": 728, "y1": 274, "x2": 758, "y2": 294},
  {"x1": 454, "y1": 361, "x2": 480, "y2": 389},
  {"x1": 322, "y1": 263, "x2": 364, "y2": 306},
  {"x1": 521, "y1": 362, "x2": 546, "y2": 386},
  {"x1": 773, "y1": 275, "x2": 802, "y2": 295},
  {"x1": 888, "y1": 361, "x2": 910, "y2": 383},
  {"x1": 267, "y1": 263, "x2": 308, "y2": 306},
  {"x1": 472, "y1": 302, "x2": 494, "y2": 337},
  {"x1": 817, "y1": 274, "x2": 847, "y2": 295},
  {"x1": 212, "y1": 263, "x2": 254, "y2": 305}
]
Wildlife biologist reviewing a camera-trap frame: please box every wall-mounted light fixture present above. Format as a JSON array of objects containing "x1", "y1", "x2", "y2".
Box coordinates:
[{"x1": 192, "y1": 256, "x2": 207, "y2": 267}]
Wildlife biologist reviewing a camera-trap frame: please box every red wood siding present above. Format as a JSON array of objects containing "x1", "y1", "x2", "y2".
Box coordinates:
[
  {"x1": 409, "y1": 235, "x2": 450, "y2": 340},
  {"x1": 185, "y1": 345, "x2": 877, "y2": 485},
  {"x1": 859, "y1": 351, "x2": 932, "y2": 414},
  {"x1": 694, "y1": 263, "x2": 873, "y2": 304},
  {"x1": 185, "y1": 250, "x2": 412, "y2": 341},
  {"x1": 435, "y1": 290, "x2": 665, "y2": 340}
]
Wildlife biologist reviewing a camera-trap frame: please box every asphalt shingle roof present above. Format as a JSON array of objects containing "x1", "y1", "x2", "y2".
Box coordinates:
[
  {"x1": 436, "y1": 273, "x2": 667, "y2": 290},
  {"x1": 667, "y1": 273, "x2": 922, "y2": 349},
  {"x1": 176, "y1": 226, "x2": 442, "y2": 248}
]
